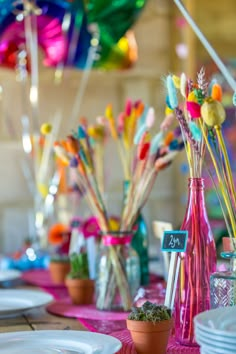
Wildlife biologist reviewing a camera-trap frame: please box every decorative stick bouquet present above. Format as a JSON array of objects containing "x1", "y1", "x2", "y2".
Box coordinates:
[
  {"x1": 165, "y1": 69, "x2": 236, "y2": 245},
  {"x1": 164, "y1": 70, "x2": 223, "y2": 345},
  {"x1": 54, "y1": 100, "x2": 184, "y2": 311}
]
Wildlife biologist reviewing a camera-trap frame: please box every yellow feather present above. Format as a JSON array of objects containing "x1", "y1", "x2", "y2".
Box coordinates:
[
  {"x1": 165, "y1": 106, "x2": 174, "y2": 116},
  {"x1": 187, "y1": 91, "x2": 198, "y2": 103},
  {"x1": 172, "y1": 75, "x2": 180, "y2": 88},
  {"x1": 105, "y1": 104, "x2": 113, "y2": 120}
]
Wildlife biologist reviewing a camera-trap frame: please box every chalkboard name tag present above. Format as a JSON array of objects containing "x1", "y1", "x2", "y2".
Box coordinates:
[{"x1": 161, "y1": 231, "x2": 188, "y2": 252}]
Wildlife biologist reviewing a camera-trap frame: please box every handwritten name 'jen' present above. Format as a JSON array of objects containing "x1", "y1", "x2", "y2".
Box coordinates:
[{"x1": 168, "y1": 235, "x2": 180, "y2": 248}]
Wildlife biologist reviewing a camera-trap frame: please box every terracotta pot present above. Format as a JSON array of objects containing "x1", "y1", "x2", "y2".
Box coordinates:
[
  {"x1": 65, "y1": 278, "x2": 95, "y2": 305},
  {"x1": 49, "y1": 261, "x2": 70, "y2": 285},
  {"x1": 126, "y1": 318, "x2": 173, "y2": 354}
]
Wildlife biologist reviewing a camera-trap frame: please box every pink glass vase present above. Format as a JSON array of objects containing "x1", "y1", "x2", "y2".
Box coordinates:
[{"x1": 174, "y1": 178, "x2": 217, "y2": 346}]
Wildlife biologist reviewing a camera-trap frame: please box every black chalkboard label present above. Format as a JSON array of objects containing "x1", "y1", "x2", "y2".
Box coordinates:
[{"x1": 161, "y1": 231, "x2": 188, "y2": 252}]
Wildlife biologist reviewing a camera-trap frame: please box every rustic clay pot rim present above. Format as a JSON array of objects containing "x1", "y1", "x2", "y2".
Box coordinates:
[
  {"x1": 126, "y1": 318, "x2": 173, "y2": 333},
  {"x1": 65, "y1": 278, "x2": 95, "y2": 288},
  {"x1": 49, "y1": 260, "x2": 70, "y2": 264}
]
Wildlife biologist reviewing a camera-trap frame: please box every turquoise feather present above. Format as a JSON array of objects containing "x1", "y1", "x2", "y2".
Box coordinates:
[
  {"x1": 189, "y1": 121, "x2": 202, "y2": 142},
  {"x1": 166, "y1": 75, "x2": 178, "y2": 109},
  {"x1": 150, "y1": 132, "x2": 163, "y2": 155},
  {"x1": 134, "y1": 123, "x2": 147, "y2": 145},
  {"x1": 78, "y1": 125, "x2": 87, "y2": 139}
]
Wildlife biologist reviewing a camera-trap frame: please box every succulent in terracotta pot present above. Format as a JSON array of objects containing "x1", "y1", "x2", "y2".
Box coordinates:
[
  {"x1": 48, "y1": 223, "x2": 71, "y2": 285},
  {"x1": 65, "y1": 252, "x2": 94, "y2": 305},
  {"x1": 126, "y1": 301, "x2": 173, "y2": 354},
  {"x1": 49, "y1": 254, "x2": 70, "y2": 285}
]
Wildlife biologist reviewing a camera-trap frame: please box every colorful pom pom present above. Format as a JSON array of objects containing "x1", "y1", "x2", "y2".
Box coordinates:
[
  {"x1": 125, "y1": 98, "x2": 132, "y2": 116},
  {"x1": 70, "y1": 156, "x2": 79, "y2": 168},
  {"x1": 145, "y1": 107, "x2": 155, "y2": 128},
  {"x1": 117, "y1": 112, "x2": 125, "y2": 133},
  {"x1": 165, "y1": 106, "x2": 174, "y2": 116},
  {"x1": 164, "y1": 131, "x2": 174, "y2": 146},
  {"x1": 201, "y1": 98, "x2": 226, "y2": 127},
  {"x1": 40, "y1": 123, "x2": 52, "y2": 135},
  {"x1": 187, "y1": 91, "x2": 198, "y2": 103},
  {"x1": 134, "y1": 99, "x2": 142, "y2": 109},
  {"x1": 166, "y1": 75, "x2": 178, "y2": 109},
  {"x1": 78, "y1": 125, "x2": 87, "y2": 139},
  {"x1": 105, "y1": 103, "x2": 113, "y2": 120},
  {"x1": 138, "y1": 142, "x2": 150, "y2": 160},
  {"x1": 66, "y1": 135, "x2": 79, "y2": 155},
  {"x1": 169, "y1": 139, "x2": 179, "y2": 150},
  {"x1": 172, "y1": 75, "x2": 180, "y2": 88},
  {"x1": 174, "y1": 126, "x2": 182, "y2": 137},
  {"x1": 180, "y1": 72, "x2": 187, "y2": 97},
  {"x1": 189, "y1": 121, "x2": 202, "y2": 142},
  {"x1": 137, "y1": 106, "x2": 148, "y2": 129},
  {"x1": 135, "y1": 101, "x2": 145, "y2": 117},
  {"x1": 150, "y1": 132, "x2": 163, "y2": 155},
  {"x1": 186, "y1": 101, "x2": 201, "y2": 118},
  {"x1": 211, "y1": 83, "x2": 223, "y2": 102},
  {"x1": 134, "y1": 123, "x2": 147, "y2": 145}
]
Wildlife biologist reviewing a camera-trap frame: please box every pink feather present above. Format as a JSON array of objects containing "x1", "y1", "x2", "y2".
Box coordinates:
[
  {"x1": 125, "y1": 98, "x2": 133, "y2": 116},
  {"x1": 146, "y1": 107, "x2": 155, "y2": 128},
  {"x1": 186, "y1": 101, "x2": 201, "y2": 118}
]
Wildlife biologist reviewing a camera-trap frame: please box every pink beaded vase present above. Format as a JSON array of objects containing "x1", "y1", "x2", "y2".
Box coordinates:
[{"x1": 174, "y1": 178, "x2": 217, "y2": 346}]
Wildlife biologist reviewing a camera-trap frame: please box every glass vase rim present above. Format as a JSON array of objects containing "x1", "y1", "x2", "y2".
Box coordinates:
[
  {"x1": 188, "y1": 177, "x2": 205, "y2": 188},
  {"x1": 188, "y1": 177, "x2": 204, "y2": 182},
  {"x1": 99, "y1": 230, "x2": 134, "y2": 236}
]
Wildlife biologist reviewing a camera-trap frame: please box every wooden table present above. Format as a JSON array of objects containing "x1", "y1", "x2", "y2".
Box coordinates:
[{"x1": 0, "y1": 284, "x2": 86, "y2": 334}]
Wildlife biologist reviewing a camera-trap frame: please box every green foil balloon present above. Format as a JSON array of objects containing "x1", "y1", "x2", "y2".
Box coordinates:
[
  {"x1": 84, "y1": 0, "x2": 147, "y2": 41},
  {"x1": 84, "y1": 0, "x2": 148, "y2": 68}
]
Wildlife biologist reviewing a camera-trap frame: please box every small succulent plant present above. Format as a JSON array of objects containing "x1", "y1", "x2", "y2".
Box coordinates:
[
  {"x1": 128, "y1": 301, "x2": 171, "y2": 324},
  {"x1": 67, "y1": 252, "x2": 89, "y2": 279}
]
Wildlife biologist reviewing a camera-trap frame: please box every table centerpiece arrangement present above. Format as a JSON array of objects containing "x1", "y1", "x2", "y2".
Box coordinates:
[
  {"x1": 164, "y1": 69, "x2": 218, "y2": 346},
  {"x1": 53, "y1": 100, "x2": 184, "y2": 311}
]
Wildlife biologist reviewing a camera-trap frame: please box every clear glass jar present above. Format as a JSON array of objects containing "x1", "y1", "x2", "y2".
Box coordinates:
[
  {"x1": 210, "y1": 251, "x2": 236, "y2": 309},
  {"x1": 96, "y1": 231, "x2": 140, "y2": 311}
]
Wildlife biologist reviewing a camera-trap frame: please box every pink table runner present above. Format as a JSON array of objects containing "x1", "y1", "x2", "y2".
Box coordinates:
[
  {"x1": 21, "y1": 269, "x2": 69, "y2": 299},
  {"x1": 22, "y1": 269, "x2": 200, "y2": 353}
]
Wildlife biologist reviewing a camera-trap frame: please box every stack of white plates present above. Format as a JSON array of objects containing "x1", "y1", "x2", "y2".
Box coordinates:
[{"x1": 194, "y1": 306, "x2": 236, "y2": 354}]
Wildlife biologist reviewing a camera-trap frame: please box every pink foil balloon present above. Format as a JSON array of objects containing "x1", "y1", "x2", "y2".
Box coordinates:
[{"x1": 0, "y1": 16, "x2": 67, "y2": 68}]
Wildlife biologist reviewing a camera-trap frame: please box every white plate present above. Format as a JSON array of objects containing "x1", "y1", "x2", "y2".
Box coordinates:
[
  {"x1": 0, "y1": 289, "x2": 53, "y2": 318},
  {"x1": 0, "y1": 330, "x2": 122, "y2": 354},
  {"x1": 195, "y1": 335, "x2": 235, "y2": 354},
  {"x1": 0, "y1": 269, "x2": 22, "y2": 282},
  {"x1": 195, "y1": 326, "x2": 236, "y2": 344},
  {"x1": 200, "y1": 347, "x2": 218, "y2": 354},
  {"x1": 194, "y1": 306, "x2": 236, "y2": 336},
  {"x1": 195, "y1": 330, "x2": 236, "y2": 351}
]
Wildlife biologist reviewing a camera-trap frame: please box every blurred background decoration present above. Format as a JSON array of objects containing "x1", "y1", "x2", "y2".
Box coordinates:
[{"x1": 0, "y1": 0, "x2": 145, "y2": 71}]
